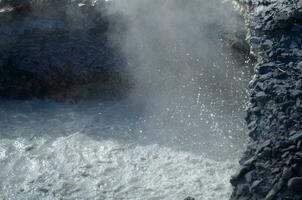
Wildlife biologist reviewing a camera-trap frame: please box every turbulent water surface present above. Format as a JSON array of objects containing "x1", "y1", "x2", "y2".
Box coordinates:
[
  {"x1": 0, "y1": 100, "x2": 238, "y2": 200},
  {"x1": 0, "y1": 0, "x2": 252, "y2": 199}
]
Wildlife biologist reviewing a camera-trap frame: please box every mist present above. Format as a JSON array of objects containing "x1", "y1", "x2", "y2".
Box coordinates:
[
  {"x1": 0, "y1": 0, "x2": 252, "y2": 158},
  {"x1": 103, "y1": 0, "x2": 252, "y2": 158},
  {"x1": 0, "y1": 0, "x2": 255, "y2": 198}
]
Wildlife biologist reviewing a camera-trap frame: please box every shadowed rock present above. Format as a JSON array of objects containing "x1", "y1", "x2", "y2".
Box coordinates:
[{"x1": 0, "y1": 0, "x2": 132, "y2": 101}]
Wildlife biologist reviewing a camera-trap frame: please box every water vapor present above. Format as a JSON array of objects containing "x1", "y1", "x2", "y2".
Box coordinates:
[{"x1": 105, "y1": 0, "x2": 252, "y2": 159}]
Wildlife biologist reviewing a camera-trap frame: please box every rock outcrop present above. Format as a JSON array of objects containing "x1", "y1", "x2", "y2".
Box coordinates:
[
  {"x1": 0, "y1": 0, "x2": 131, "y2": 100},
  {"x1": 231, "y1": 0, "x2": 302, "y2": 199}
]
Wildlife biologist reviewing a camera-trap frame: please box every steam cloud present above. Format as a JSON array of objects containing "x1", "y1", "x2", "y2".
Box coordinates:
[
  {"x1": 104, "y1": 0, "x2": 251, "y2": 159},
  {"x1": 0, "y1": 0, "x2": 252, "y2": 159}
]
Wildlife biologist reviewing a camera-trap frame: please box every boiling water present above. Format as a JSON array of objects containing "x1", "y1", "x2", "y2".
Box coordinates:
[
  {"x1": 0, "y1": 0, "x2": 252, "y2": 199},
  {"x1": 0, "y1": 100, "x2": 238, "y2": 200}
]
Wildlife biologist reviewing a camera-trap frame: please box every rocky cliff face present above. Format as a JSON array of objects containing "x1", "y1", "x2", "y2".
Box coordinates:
[
  {"x1": 0, "y1": 0, "x2": 131, "y2": 100},
  {"x1": 231, "y1": 0, "x2": 302, "y2": 199}
]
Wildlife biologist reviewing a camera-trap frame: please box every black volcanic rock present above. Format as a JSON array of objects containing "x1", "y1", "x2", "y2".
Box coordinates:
[
  {"x1": 288, "y1": 177, "x2": 302, "y2": 194},
  {"x1": 231, "y1": 0, "x2": 302, "y2": 200},
  {"x1": 0, "y1": 0, "x2": 132, "y2": 100}
]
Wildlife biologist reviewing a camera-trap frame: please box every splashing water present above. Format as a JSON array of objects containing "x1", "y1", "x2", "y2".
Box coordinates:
[
  {"x1": 0, "y1": 0, "x2": 252, "y2": 199},
  {"x1": 0, "y1": 100, "x2": 238, "y2": 200}
]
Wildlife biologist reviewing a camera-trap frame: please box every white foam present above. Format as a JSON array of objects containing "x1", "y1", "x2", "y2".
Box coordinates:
[{"x1": 0, "y1": 133, "x2": 237, "y2": 200}]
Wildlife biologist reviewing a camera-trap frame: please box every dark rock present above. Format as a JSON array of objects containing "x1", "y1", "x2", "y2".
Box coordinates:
[
  {"x1": 184, "y1": 197, "x2": 195, "y2": 200},
  {"x1": 0, "y1": 1, "x2": 131, "y2": 101},
  {"x1": 265, "y1": 178, "x2": 284, "y2": 200},
  {"x1": 276, "y1": 140, "x2": 292, "y2": 149},
  {"x1": 285, "y1": 156, "x2": 294, "y2": 166},
  {"x1": 272, "y1": 168, "x2": 281, "y2": 174},
  {"x1": 245, "y1": 170, "x2": 256, "y2": 183},
  {"x1": 262, "y1": 39, "x2": 273, "y2": 50},
  {"x1": 291, "y1": 23, "x2": 302, "y2": 32},
  {"x1": 290, "y1": 131, "x2": 298, "y2": 136},
  {"x1": 249, "y1": 106, "x2": 261, "y2": 116},
  {"x1": 281, "y1": 145, "x2": 296, "y2": 153},
  {"x1": 296, "y1": 99, "x2": 302, "y2": 111},
  {"x1": 280, "y1": 101, "x2": 296, "y2": 112},
  {"x1": 296, "y1": 80, "x2": 302, "y2": 89},
  {"x1": 249, "y1": 180, "x2": 262, "y2": 193},
  {"x1": 281, "y1": 167, "x2": 293, "y2": 180},
  {"x1": 255, "y1": 162, "x2": 267, "y2": 169},
  {"x1": 275, "y1": 179, "x2": 284, "y2": 191},
  {"x1": 265, "y1": 188, "x2": 277, "y2": 200},
  {"x1": 229, "y1": 1, "x2": 302, "y2": 200},
  {"x1": 288, "y1": 177, "x2": 302, "y2": 194},
  {"x1": 248, "y1": 127, "x2": 259, "y2": 140},
  {"x1": 292, "y1": 90, "x2": 302, "y2": 98},
  {"x1": 273, "y1": 69, "x2": 288, "y2": 79},
  {"x1": 259, "y1": 140, "x2": 272, "y2": 149},
  {"x1": 281, "y1": 151, "x2": 290, "y2": 159},
  {"x1": 259, "y1": 72, "x2": 273, "y2": 81},
  {"x1": 236, "y1": 184, "x2": 250, "y2": 196},
  {"x1": 292, "y1": 164, "x2": 302, "y2": 175},
  {"x1": 297, "y1": 141, "x2": 302, "y2": 150},
  {"x1": 294, "y1": 152, "x2": 302, "y2": 160},
  {"x1": 272, "y1": 148, "x2": 281, "y2": 159},
  {"x1": 243, "y1": 156, "x2": 256, "y2": 166},
  {"x1": 254, "y1": 91, "x2": 268, "y2": 103},
  {"x1": 263, "y1": 147, "x2": 272, "y2": 158},
  {"x1": 231, "y1": 166, "x2": 253, "y2": 186},
  {"x1": 289, "y1": 131, "x2": 302, "y2": 142},
  {"x1": 37, "y1": 188, "x2": 49, "y2": 193}
]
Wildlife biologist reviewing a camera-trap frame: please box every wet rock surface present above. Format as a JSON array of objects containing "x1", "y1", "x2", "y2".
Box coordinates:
[
  {"x1": 0, "y1": 0, "x2": 131, "y2": 100},
  {"x1": 231, "y1": 0, "x2": 302, "y2": 199}
]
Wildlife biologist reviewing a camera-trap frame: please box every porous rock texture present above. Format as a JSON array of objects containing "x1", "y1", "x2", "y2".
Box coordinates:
[
  {"x1": 0, "y1": 0, "x2": 131, "y2": 100},
  {"x1": 231, "y1": 0, "x2": 302, "y2": 200}
]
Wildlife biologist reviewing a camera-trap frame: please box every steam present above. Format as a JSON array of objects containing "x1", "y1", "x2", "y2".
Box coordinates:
[
  {"x1": 104, "y1": 0, "x2": 251, "y2": 159},
  {"x1": 0, "y1": 1, "x2": 252, "y2": 198},
  {"x1": 0, "y1": 0, "x2": 251, "y2": 159}
]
